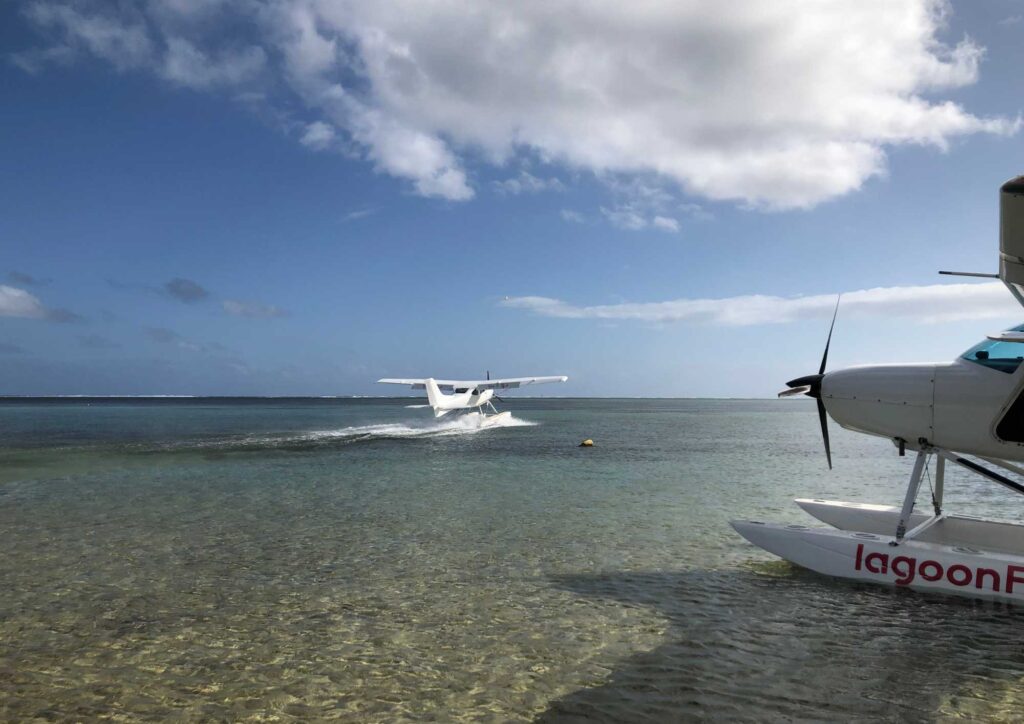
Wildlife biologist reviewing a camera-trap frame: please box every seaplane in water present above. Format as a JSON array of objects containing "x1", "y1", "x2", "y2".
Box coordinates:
[
  {"x1": 377, "y1": 373, "x2": 568, "y2": 425},
  {"x1": 732, "y1": 175, "x2": 1024, "y2": 602}
]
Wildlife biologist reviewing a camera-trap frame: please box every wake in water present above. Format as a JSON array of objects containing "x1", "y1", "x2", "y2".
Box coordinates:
[
  {"x1": 289, "y1": 413, "x2": 535, "y2": 442},
  {"x1": 186, "y1": 413, "x2": 537, "y2": 453}
]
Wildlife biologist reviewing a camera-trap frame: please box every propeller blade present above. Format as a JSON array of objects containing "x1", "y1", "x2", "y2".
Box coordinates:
[
  {"x1": 817, "y1": 397, "x2": 832, "y2": 470},
  {"x1": 818, "y1": 295, "x2": 841, "y2": 376},
  {"x1": 778, "y1": 385, "x2": 811, "y2": 398},
  {"x1": 782, "y1": 297, "x2": 839, "y2": 467}
]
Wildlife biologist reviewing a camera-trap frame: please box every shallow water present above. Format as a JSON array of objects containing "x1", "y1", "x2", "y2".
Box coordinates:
[{"x1": 2, "y1": 398, "x2": 1024, "y2": 721}]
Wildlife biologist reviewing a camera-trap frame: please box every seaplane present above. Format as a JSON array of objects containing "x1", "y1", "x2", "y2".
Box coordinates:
[
  {"x1": 377, "y1": 373, "x2": 568, "y2": 425},
  {"x1": 732, "y1": 175, "x2": 1024, "y2": 602}
]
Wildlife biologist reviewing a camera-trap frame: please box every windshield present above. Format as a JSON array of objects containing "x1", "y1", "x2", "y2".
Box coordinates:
[{"x1": 961, "y1": 324, "x2": 1024, "y2": 374}]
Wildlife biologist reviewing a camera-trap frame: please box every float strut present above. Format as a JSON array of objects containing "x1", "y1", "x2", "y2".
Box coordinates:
[
  {"x1": 932, "y1": 456, "x2": 944, "y2": 515},
  {"x1": 892, "y1": 447, "x2": 929, "y2": 545}
]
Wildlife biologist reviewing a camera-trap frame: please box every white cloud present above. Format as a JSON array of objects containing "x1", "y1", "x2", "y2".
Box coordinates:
[
  {"x1": 0, "y1": 285, "x2": 48, "y2": 319},
  {"x1": 16, "y1": 0, "x2": 1019, "y2": 207},
  {"x1": 652, "y1": 216, "x2": 680, "y2": 232},
  {"x1": 493, "y1": 171, "x2": 565, "y2": 195},
  {"x1": 343, "y1": 206, "x2": 376, "y2": 221},
  {"x1": 601, "y1": 206, "x2": 647, "y2": 231},
  {"x1": 160, "y1": 37, "x2": 265, "y2": 89},
  {"x1": 502, "y1": 282, "x2": 1022, "y2": 325},
  {"x1": 24, "y1": 2, "x2": 154, "y2": 71},
  {"x1": 560, "y1": 209, "x2": 585, "y2": 223},
  {"x1": 601, "y1": 206, "x2": 680, "y2": 232},
  {"x1": 223, "y1": 299, "x2": 288, "y2": 319},
  {"x1": 0, "y1": 284, "x2": 81, "y2": 322},
  {"x1": 679, "y1": 202, "x2": 713, "y2": 221},
  {"x1": 300, "y1": 120, "x2": 336, "y2": 150}
]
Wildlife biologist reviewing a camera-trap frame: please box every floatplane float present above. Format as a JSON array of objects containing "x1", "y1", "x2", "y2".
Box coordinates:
[
  {"x1": 377, "y1": 373, "x2": 567, "y2": 426},
  {"x1": 732, "y1": 175, "x2": 1024, "y2": 602}
]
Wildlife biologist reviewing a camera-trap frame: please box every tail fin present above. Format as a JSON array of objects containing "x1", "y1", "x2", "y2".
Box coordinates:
[{"x1": 424, "y1": 378, "x2": 448, "y2": 417}]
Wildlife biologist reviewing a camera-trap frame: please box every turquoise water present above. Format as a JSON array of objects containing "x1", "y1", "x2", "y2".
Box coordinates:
[{"x1": 3, "y1": 398, "x2": 1024, "y2": 721}]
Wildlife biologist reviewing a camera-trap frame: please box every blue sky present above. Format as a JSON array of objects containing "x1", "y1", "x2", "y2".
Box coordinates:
[{"x1": 2, "y1": 0, "x2": 1024, "y2": 396}]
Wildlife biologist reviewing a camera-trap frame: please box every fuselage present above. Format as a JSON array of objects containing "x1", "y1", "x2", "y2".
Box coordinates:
[
  {"x1": 434, "y1": 387, "x2": 494, "y2": 411},
  {"x1": 823, "y1": 344, "x2": 1024, "y2": 460}
]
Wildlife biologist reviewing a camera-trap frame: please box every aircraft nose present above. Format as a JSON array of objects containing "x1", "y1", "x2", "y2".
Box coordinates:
[{"x1": 821, "y1": 365, "x2": 936, "y2": 441}]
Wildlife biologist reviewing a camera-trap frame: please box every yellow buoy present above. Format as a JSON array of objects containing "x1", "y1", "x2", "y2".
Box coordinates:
[{"x1": 579, "y1": 439, "x2": 594, "y2": 447}]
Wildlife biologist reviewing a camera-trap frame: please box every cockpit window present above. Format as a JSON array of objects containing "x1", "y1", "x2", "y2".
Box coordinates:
[{"x1": 961, "y1": 324, "x2": 1024, "y2": 374}]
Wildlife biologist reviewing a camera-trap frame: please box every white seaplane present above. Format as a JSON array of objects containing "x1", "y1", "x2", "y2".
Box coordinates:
[
  {"x1": 732, "y1": 175, "x2": 1024, "y2": 602},
  {"x1": 377, "y1": 373, "x2": 568, "y2": 425}
]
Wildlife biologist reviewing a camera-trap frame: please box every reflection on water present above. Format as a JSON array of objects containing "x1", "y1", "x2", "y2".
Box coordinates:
[{"x1": 2, "y1": 398, "x2": 1024, "y2": 721}]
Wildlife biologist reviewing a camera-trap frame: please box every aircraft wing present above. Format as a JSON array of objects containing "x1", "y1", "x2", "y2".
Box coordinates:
[
  {"x1": 378, "y1": 378, "x2": 436, "y2": 391},
  {"x1": 377, "y1": 376, "x2": 568, "y2": 391},
  {"x1": 471, "y1": 375, "x2": 568, "y2": 391}
]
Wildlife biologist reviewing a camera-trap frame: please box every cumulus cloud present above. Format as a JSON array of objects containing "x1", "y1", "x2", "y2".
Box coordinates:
[
  {"x1": 13, "y1": 0, "x2": 1018, "y2": 208},
  {"x1": 0, "y1": 284, "x2": 81, "y2": 322},
  {"x1": 502, "y1": 282, "x2": 1022, "y2": 326},
  {"x1": 222, "y1": 299, "x2": 288, "y2": 318},
  {"x1": 561, "y1": 209, "x2": 585, "y2": 224},
  {"x1": 164, "y1": 277, "x2": 209, "y2": 303}
]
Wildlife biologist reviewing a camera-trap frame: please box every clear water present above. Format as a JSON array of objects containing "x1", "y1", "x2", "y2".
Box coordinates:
[{"x1": 3, "y1": 398, "x2": 1024, "y2": 721}]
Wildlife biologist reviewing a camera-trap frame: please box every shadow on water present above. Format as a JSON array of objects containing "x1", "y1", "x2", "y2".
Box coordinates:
[{"x1": 539, "y1": 565, "x2": 1024, "y2": 722}]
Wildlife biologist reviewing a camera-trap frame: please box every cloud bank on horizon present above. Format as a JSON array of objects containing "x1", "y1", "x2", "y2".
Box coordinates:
[
  {"x1": 12, "y1": 0, "x2": 1019, "y2": 210},
  {"x1": 502, "y1": 282, "x2": 1022, "y2": 326}
]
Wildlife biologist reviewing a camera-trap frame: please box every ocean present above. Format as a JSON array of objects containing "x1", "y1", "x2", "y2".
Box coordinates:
[{"x1": 2, "y1": 398, "x2": 1024, "y2": 721}]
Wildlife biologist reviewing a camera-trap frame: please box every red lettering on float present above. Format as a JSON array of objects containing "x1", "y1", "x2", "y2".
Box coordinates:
[
  {"x1": 891, "y1": 556, "x2": 917, "y2": 586},
  {"x1": 864, "y1": 552, "x2": 889, "y2": 575},
  {"x1": 946, "y1": 564, "x2": 972, "y2": 587},
  {"x1": 976, "y1": 568, "x2": 1001, "y2": 592},
  {"x1": 855, "y1": 544, "x2": 863, "y2": 571},
  {"x1": 1006, "y1": 565, "x2": 1024, "y2": 594},
  {"x1": 919, "y1": 560, "x2": 943, "y2": 582}
]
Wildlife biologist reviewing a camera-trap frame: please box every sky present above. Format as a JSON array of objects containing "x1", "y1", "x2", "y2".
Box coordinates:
[{"x1": 2, "y1": 0, "x2": 1024, "y2": 397}]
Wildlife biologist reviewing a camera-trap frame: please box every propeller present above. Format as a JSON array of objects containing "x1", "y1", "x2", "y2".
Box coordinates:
[{"x1": 778, "y1": 297, "x2": 840, "y2": 469}]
